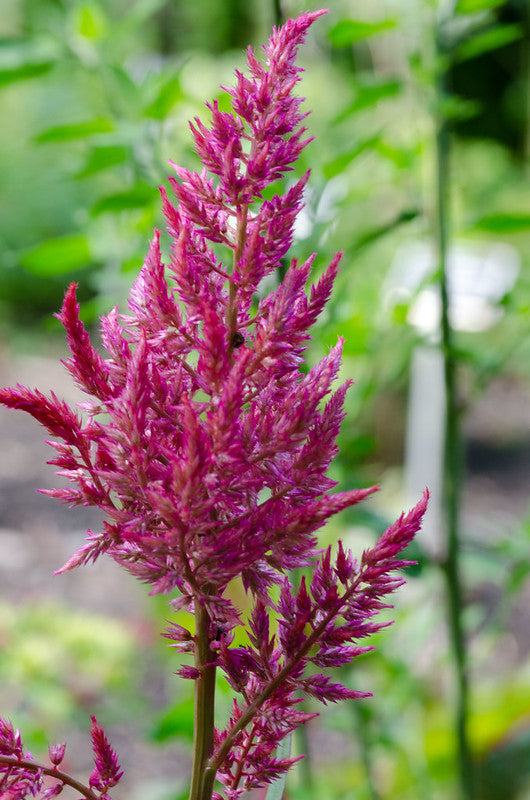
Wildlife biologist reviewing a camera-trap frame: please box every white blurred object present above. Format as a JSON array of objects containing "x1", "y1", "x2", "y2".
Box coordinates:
[
  {"x1": 387, "y1": 240, "x2": 520, "y2": 552},
  {"x1": 405, "y1": 346, "x2": 445, "y2": 553},
  {"x1": 386, "y1": 240, "x2": 520, "y2": 336}
]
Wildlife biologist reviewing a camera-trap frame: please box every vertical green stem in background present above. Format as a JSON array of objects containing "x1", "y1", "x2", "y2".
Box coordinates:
[
  {"x1": 188, "y1": 603, "x2": 216, "y2": 800},
  {"x1": 434, "y1": 20, "x2": 474, "y2": 800},
  {"x1": 295, "y1": 709, "x2": 314, "y2": 794},
  {"x1": 523, "y1": 0, "x2": 530, "y2": 165},
  {"x1": 273, "y1": 0, "x2": 283, "y2": 27},
  {"x1": 351, "y1": 702, "x2": 380, "y2": 800}
]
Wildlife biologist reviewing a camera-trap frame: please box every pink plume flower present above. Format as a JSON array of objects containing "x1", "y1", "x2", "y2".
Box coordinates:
[
  {"x1": 0, "y1": 9, "x2": 428, "y2": 799},
  {"x1": 0, "y1": 716, "x2": 118, "y2": 800},
  {"x1": 89, "y1": 717, "x2": 123, "y2": 793},
  {"x1": 47, "y1": 744, "x2": 66, "y2": 768}
]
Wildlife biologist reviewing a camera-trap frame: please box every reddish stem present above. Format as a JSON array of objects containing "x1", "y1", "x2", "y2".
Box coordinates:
[{"x1": 0, "y1": 755, "x2": 97, "y2": 800}]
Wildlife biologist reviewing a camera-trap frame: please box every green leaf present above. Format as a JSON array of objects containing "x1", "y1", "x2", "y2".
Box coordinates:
[
  {"x1": 455, "y1": 23, "x2": 523, "y2": 61},
  {"x1": 20, "y1": 234, "x2": 92, "y2": 276},
  {"x1": 438, "y1": 94, "x2": 482, "y2": 121},
  {"x1": 144, "y1": 74, "x2": 184, "y2": 119},
  {"x1": 115, "y1": 0, "x2": 168, "y2": 33},
  {"x1": 74, "y1": 2, "x2": 108, "y2": 41},
  {"x1": 151, "y1": 697, "x2": 195, "y2": 742},
  {"x1": 335, "y1": 79, "x2": 401, "y2": 122},
  {"x1": 375, "y1": 139, "x2": 419, "y2": 169},
  {"x1": 474, "y1": 212, "x2": 530, "y2": 232},
  {"x1": 323, "y1": 135, "x2": 379, "y2": 179},
  {"x1": 35, "y1": 118, "x2": 115, "y2": 143},
  {"x1": 76, "y1": 144, "x2": 130, "y2": 178},
  {"x1": 455, "y1": 0, "x2": 506, "y2": 13},
  {"x1": 91, "y1": 183, "x2": 156, "y2": 215},
  {"x1": 506, "y1": 560, "x2": 530, "y2": 594},
  {"x1": 0, "y1": 61, "x2": 53, "y2": 87},
  {"x1": 328, "y1": 18, "x2": 397, "y2": 48},
  {"x1": 265, "y1": 734, "x2": 292, "y2": 800},
  {"x1": 349, "y1": 208, "x2": 420, "y2": 254},
  {"x1": 215, "y1": 90, "x2": 234, "y2": 113}
]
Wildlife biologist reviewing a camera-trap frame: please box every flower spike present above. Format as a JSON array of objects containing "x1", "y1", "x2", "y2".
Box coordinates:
[{"x1": 0, "y1": 9, "x2": 428, "y2": 800}]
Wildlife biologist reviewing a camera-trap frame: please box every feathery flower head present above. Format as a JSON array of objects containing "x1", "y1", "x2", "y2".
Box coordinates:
[
  {"x1": 0, "y1": 7, "x2": 357, "y2": 618},
  {"x1": 0, "y1": 9, "x2": 428, "y2": 799}
]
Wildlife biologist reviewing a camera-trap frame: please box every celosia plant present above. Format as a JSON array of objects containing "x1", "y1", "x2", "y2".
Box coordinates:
[{"x1": 0, "y1": 10, "x2": 428, "y2": 800}]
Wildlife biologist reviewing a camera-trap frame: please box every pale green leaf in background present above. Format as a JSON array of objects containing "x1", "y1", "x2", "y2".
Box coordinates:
[
  {"x1": 455, "y1": 23, "x2": 523, "y2": 61},
  {"x1": 334, "y1": 79, "x2": 401, "y2": 123},
  {"x1": 0, "y1": 61, "x2": 53, "y2": 88},
  {"x1": 35, "y1": 118, "x2": 115, "y2": 143},
  {"x1": 0, "y1": 38, "x2": 57, "y2": 88},
  {"x1": 76, "y1": 144, "x2": 130, "y2": 178},
  {"x1": 473, "y1": 212, "x2": 530, "y2": 232},
  {"x1": 323, "y1": 135, "x2": 380, "y2": 180},
  {"x1": 91, "y1": 182, "x2": 156, "y2": 215},
  {"x1": 151, "y1": 696, "x2": 195, "y2": 743},
  {"x1": 73, "y1": 2, "x2": 109, "y2": 41},
  {"x1": 20, "y1": 234, "x2": 92, "y2": 276},
  {"x1": 144, "y1": 74, "x2": 185, "y2": 120},
  {"x1": 455, "y1": 0, "x2": 506, "y2": 14},
  {"x1": 437, "y1": 94, "x2": 482, "y2": 121},
  {"x1": 328, "y1": 18, "x2": 397, "y2": 48}
]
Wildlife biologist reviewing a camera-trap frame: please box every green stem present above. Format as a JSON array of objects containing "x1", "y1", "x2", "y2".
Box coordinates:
[
  {"x1": 295, "y1": 710, "x2": 313, "y2": 793},
  {"x1": 273, "y1": 0, "x2": 283, "y2": 27},
  {"x1": 188, "y1": 603, "x2": 217, "y2": 800},
  {"x1": 351, "y1": 702, "x2": 380, "y2": 800},
  {"x1": 434, "y1": 21, "x2": 474, "y2": 800},
  {"x1": 524, "y1": 0, "x2": 530, "y2": 165}
]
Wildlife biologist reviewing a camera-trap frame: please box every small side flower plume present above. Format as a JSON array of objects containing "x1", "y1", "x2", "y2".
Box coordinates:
[
  {"x1": 89, "y1": 717, "x2": 123, "y2": 795},
  {"x1": 47, "y1": 743, "x2": 66, "y2": 769},
  {"x1": 0, "y1": 716, "x2": 122, "y2": 800},
  {"x1": 0, "y1": 8, "x2": 429, "y2": 800},
  {"x1": 211, "y1": 491, "x2": 429, "y2": 795},
  {"x1": 0, "y1": 717, "x2": 42, "y2": 799}
]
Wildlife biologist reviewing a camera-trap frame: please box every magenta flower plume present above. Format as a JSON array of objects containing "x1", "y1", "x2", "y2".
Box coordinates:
[
  {"x1": 0, "y1": 9, "x2": 428, "y2": 800},
  {"x1": 0, "y1": 717, "x2": 121, "y2": 800},
  {"x1": 89, "y1": 717, "x2": 123, "y2": 794}
]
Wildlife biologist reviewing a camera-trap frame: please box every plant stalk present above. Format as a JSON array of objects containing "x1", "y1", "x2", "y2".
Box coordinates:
[
  {"x1": 188, "y1": 603, "x2": 217, "y2": 800},
  {"x1": 273, "y1": 0, "x2": 283, "y2": 27},
  {"x1": 295, "y1": 712, "x2": 313, "y2": 793},
  {"x1": 434, "y1": 21, "x2": 474, "y2": 800},
  {"x1": 351, "y1": 702, "x2": 380, "y2": 800}
]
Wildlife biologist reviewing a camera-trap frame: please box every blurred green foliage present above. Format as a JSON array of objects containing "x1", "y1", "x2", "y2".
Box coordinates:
[{"x1": 0, "y1": 601, "x2": 138, "y2": 746}]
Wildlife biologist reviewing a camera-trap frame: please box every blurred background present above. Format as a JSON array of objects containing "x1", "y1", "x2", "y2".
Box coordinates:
[{"x1": 1, "y1": 0, "x2": 530, "y2": 798}]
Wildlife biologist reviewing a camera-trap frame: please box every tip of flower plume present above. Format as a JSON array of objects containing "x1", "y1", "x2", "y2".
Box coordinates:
[
  {"x1": 54, "y1": 281, "x2": 79, "y2": 323},
  {"x1": 63, "y1": 282, "x2": 79, "y2": 303},
  {"x1": 299, "y1": 9, "x2": 329, "y2": 23},
  {"x1": 277, "y1": 8, "x2": 328, "y2": 30}
]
